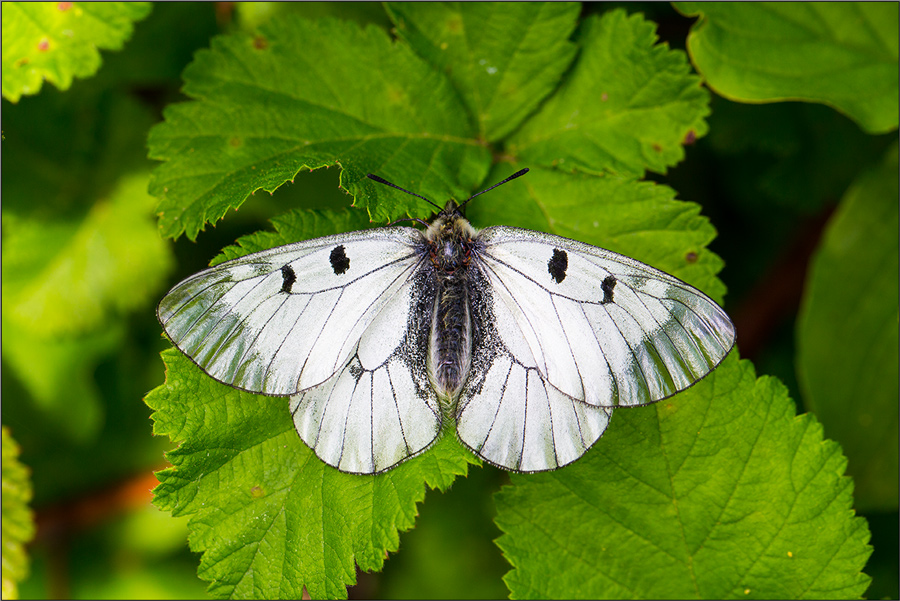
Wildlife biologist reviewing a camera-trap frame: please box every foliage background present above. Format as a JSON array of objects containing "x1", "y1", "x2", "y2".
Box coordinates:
[{"x1": 1, "y1": 2, "x2": 896, "y2": 599}]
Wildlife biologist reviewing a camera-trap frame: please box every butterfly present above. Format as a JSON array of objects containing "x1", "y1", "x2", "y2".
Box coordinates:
[{"x1": 157, "y1": 169, "x2": 735, "y2": 474}]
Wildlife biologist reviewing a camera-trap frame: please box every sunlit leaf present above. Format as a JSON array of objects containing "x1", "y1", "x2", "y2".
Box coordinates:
[{"x1": 1, "y1": 1, "x2": 151, "y2": 102}]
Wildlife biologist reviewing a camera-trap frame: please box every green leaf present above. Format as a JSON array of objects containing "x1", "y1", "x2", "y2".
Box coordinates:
[
  {"x1": 235, "y1": 2, "x2": 391, "y2": 32},
  {"x1": 147, "y1": 15, "x2": 491, "y2": 241},
  {"x1": 148, "y1": 350, "x2": 476, "y2": 600},
  {"x1": 507, "y1": 10, "x2": 710, "y2": 177},
  {"x1": 495, "y1": 355, "x2": 872, "y2": 599},
  {"x1": 385, "y1": 2, "x2": 580, "y2": 141},
  {"x1": 1, "y1": 316, "x2": 120, "y2": 443},
  {"x1": 1, "y1": 1, "x2": 151, "y2": 102},
  {"x1": 468, "y1": 165, "x2": 726, "y2": 303},
  {"x1": 2, "y1": 173, "x2": 173, "y2": 337},
  {"x1": 797, "y1": 143, "x2": 899, "y2": 512},
  {"x1": 675, "y1": 2, "x2": 899, "y2": 134},
  {"x1": 1, "y1": 427, "x2": 35, "y2": 600},
  {"x1": 1, "y1": 172, "x2": 172, "y2": 441}
]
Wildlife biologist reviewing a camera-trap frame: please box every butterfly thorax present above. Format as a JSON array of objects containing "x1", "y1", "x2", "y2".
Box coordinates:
[{"x1": 423, "y1": 203, "x2": 478, "y2": 400}]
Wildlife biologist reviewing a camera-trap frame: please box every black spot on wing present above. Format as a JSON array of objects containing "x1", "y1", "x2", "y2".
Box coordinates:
[
  {"x1": 601, "y1": 274, "x2": 616, "y2": 304},
  {"x1": 330, "y1": 245, "x2": 350, "y2": 275},
  {"x1": 548, "y1": 248, "x2": 568, "y2": 284},
  {"x1": 280, "y1": 265, "x2": 296, "y2": 293}
]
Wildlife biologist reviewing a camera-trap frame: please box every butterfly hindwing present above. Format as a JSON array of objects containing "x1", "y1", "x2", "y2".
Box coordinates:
[{"x1": 289, "y1": 267, "x2": 443, "y2": 474}]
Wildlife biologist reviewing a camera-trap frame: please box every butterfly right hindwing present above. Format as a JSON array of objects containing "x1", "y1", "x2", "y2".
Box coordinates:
[{"x1": 455, "y1": 268, "x2": 613, "y2": 472}]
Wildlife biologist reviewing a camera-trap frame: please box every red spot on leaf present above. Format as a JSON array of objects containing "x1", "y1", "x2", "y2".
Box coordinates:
[
  {"x1": 253, "y1": 35, "x2": 268, "y2": 50},
  {"x1": 58, "y1": 2, "x2": 72, "y2": 10},
  {"x1": 685, "y1": 251, "x2": 698, "y2": 263},
  {"x1": 683, "y1": 130, "x2": 697, "y2": 145},
  {"x1": 601, "y1": 92, "x2": 608, "y2": 102},
  {"x1": 38, "y1": 37, "x2": 50, "y2": 51},
  {"x1": 652, "y1": 143, "x2": 662, "y2": 152}
]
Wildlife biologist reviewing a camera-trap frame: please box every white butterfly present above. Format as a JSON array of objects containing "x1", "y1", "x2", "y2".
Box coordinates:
[{"x1": 157, "y1": 169, "x2": 735, "y2": 474}]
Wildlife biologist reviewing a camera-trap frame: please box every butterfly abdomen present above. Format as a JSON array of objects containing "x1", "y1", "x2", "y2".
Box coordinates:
[{"x1": 425, "y1": 209, "x2": 477, "y2": 399}]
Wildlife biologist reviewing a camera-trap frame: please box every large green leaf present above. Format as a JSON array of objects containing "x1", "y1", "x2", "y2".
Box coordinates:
[
  {"x1": 147, "y1": 15, "x2": 491, "y2": 241},
  {"x1": 2, "y1": 173, "x2": 172, "y2": 337},
  {"x1": 507, "y1": 10, "x2": 710, "y2": 177},
  {"x1": 2, "y1": 172, "x2": 172, "y2": 442},
  {"x1": 797, "y1": 144, "x2": 899, "y2": 512},
  {"x1": 495, "y1": 355, "x2": 872, "y2": 599},
  {"x1": 675, "y1": 3, "x2": 899, "y2": 134},
  {"x1": 1, "y1": 1, "x2": 151, "y2": 102},
  {"x1": 1, "y1": 427, "x2": 35, "y2": 600},
  {"x1": 385, "y1": 2, "x2": 580, "y2": 141}
]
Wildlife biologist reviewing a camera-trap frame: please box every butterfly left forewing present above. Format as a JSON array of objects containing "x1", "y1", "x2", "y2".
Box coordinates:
[{"x1": 158, "y1": 228, "x2": 424, "y2": 396}]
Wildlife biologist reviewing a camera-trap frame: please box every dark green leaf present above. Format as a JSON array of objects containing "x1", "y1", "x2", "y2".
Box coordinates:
[
  {"x1": 797, "y1": 144, "x2": 899, "y2": 511},
  {"x1": 148, "y1": 16, "x2": 491, "y2": 241},
  {"x1": 675, "y1": 2, "x2": 899, "y2": 134},
  {"x1": 385, "y1": 2, "x2": 580, "y2": 141},
  {"x1": 508, "y1": 10, "x2": 710, "y2": 177}
]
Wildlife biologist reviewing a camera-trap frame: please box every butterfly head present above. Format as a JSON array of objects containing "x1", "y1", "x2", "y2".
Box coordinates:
[{"x1": 366, "y1": 168, "x2": 530, "y2": 241}]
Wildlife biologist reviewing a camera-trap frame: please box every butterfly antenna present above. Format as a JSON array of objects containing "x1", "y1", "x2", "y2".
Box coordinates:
[
  {"x1": 458, "y1": 168, "x2": 529, "y2": 211},
  {"x1": 367, "y1": 174, "x2": 443, "y2": 212}
]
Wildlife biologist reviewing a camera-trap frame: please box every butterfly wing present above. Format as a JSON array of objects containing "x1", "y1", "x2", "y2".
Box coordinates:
[
  {"x1": 289, "y1": 267, "x2": 443, "y2": 474},
  {"x1": 158, "y1": 227, "x2": 443, "y2": 473},
  {"x1": 455, "y1": 226, "x2": 735, "y2": 472}
]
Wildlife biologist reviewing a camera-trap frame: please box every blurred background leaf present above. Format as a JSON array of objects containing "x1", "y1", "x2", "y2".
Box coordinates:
[
  {"x1": 797, "y1": 143, "x2": 899, "y2": 512},
  {"x1": 2, "y1": 1, "x2": 151, "y2": 102},
  {"x1": 2, "y1": 427, "x2": 36, "y2": 599}
]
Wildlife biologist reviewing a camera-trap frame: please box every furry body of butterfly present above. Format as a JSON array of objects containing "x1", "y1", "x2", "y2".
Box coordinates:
[
  {"x1": 427, "y1": 201, "x2": 479, "y2": 400},
  {"x1": 158, "y1": 175, "x2": 735, "y2": 474}
]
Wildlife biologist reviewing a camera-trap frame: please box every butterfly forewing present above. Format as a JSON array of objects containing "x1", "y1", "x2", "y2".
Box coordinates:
[
  {"x1": 157, "y1": 229, "x2": 423, "y2": 396},
  {"x1": 474, "y1": 226, "x2": 735, "y2": 407}
]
